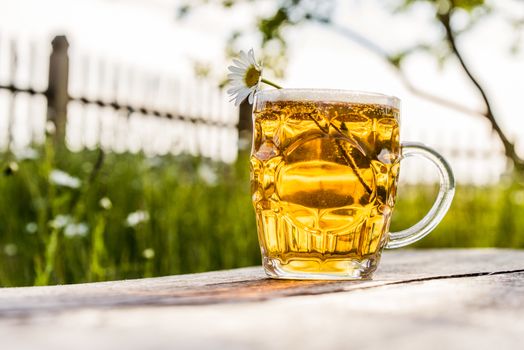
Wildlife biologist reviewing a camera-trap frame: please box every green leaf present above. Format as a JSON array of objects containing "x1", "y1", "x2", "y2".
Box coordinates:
[
  {"x1": 395, "y1": 0, "x2": 485, "y2": 13},
  {"x1": 453, "y1": 0, "x2": 485, "y2": 12},
  {"x1": 257, "y1": 7, "x2": 290, "y2": 43}
]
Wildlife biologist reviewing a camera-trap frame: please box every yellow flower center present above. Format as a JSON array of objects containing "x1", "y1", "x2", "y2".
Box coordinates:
[{"x1": 244, "y1": 66, "x2": 261, "y2": 88}]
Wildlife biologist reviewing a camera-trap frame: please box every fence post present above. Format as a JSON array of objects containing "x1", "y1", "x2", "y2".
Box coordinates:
[
  {"x1": 46, "y1": 35, "x2": 70, "y2": 146},
  {"x1": 238, "y1": 99, "x2": 253, "y2": 142}
]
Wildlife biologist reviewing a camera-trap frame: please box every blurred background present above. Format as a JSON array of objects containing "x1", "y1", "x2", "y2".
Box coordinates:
[{"x1": 0, "y1": 0, "x2": 523, "y2": 287}]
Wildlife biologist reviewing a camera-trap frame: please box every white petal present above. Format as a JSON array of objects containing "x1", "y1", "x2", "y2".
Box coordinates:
[
  {"x1": 228, "y1": 66, "x2": 245, "y2": 73},
  {"x1": 228, "y1": 87, "x2": 249, "y2": 102},
  {"x1": 227, "y1": 73, "x2": 243, "y2": 81},
  {"x1": 228, "y1": 72, "x2": 242, "y2": 78},
  {"x1": 237, "y1": 88, "x2": 251, "y2": 100},
  {"x1": 238, "y1": 50, "x2": 247, "y2": 60},
  {"x1": 233, "y1": 53, "x2": 241, "y2": 64},
  {"x1": 248, "y1": 49, "x2": 262, "y2": 70},
  {"x1": 229, "y1": 95, "x2": 238, "y2": 103},
  {"x1": 234, "y1": 88, "x2": 251, "y2": 106},
  {"x1": 232, "y1": 59, "x2": 248, "y2": 69},
  {"x1": 227, "y1": 86, "x2": 243, "y2": 94},
  {"x1": 228, "y1": 77, "x2": 243, "y2": 83},
  {"x1": 229, "y1": 84, "x2": 243, "y2": 91},
  {"x1": 230, "y1": 94, "x2": 244, "y2": 105},
  {"x1": 228, "y1": 80, "x2": 244, "y2": 88},
  {"x1": 248, "y1": 89, "x2": 255, "y2": 104},
  {"x1": 227, "y1": 70, "x2": 243, "y2": 76},
  {"x1": 234, "y1": 96, "x2": 244, "y2": 106},
  {"x1": 228, "y1": 81, "x2": 244, "y2": 88},
  {"x1": 239, "y1": 50, "x2": 250, "y2": 65},
  {"x1": 247, "y1": 49, "x2": 256, "y2": 66}
]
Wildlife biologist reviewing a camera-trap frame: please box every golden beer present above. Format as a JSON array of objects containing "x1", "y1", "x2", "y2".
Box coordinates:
[{"x1": 251, "y1": 92, "x2": 401, "y2": 278}]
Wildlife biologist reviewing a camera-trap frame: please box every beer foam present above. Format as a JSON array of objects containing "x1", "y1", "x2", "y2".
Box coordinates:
[{"x1": 255, "y1": 89, "x2": 400, "y2": 109}]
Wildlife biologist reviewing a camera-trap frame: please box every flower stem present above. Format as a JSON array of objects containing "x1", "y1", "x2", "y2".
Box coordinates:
[{"x1": 261, "y1": 78, "x2": 282, "y2": 89}]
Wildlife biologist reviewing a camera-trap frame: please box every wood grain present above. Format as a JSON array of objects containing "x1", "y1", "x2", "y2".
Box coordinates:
[{"x1": 1, "y1": 249, "x2": 523, "y2": 350}]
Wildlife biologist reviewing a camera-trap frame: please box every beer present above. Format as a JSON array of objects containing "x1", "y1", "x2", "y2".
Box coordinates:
[{"x1": 251, "y1": 98, "x2": 401, "y2": 278}]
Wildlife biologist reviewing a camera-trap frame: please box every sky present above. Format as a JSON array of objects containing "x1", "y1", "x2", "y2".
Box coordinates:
[{"x1": 0, "y1": 0, "x2": 522, "y2": 183}]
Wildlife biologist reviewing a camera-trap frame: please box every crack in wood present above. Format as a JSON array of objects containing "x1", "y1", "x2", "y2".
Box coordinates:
[
  {"x1": 201, "y1": 269, "x2": 524, "y2": 302},
  {"x1": 0, "y1": 269, "x2": 522, "y2": 318},
  {"x1": 386, "y1": 269, "x2": 524, "y2": 286}
]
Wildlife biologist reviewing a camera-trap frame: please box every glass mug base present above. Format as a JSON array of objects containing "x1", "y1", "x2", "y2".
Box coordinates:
[{"x1": 262, "y1": 255, "x2": 380, "y2": 280}]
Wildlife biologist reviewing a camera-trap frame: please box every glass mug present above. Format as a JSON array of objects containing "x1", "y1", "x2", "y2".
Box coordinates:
[{"x1": 250, "y1": 89, "x2": 455, "y2": 280}]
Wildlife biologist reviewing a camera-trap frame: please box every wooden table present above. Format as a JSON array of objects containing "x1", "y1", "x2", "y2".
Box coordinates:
[{"x1": 1, "y1": 249, "x2": 523, "y2": 349}]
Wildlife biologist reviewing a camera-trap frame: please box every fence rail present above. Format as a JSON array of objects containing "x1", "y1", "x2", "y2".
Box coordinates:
[{"x1": 0, "y1": 34, "x2": 238, "y2": 162}]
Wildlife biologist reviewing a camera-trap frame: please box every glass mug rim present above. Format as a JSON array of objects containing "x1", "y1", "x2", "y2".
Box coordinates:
[{"x1": 254, "y1": 88, "x2": 401, "y2": 109}]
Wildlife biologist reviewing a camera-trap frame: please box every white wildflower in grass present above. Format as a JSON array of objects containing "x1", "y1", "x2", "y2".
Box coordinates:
[
  {"x1": 4, "y1": 162, "x2": 19, "y2": 176},
  {"x1": 227, "y1": 49, "x2": 282, "y2": 106},
  {"x1": 4, "y1": 244, "x2": 17, "y2": 257},
  {"x1": 49, "y1": 215, "x2": 88, "y2": 237},
  {"x1": 238, "y1": 137, "x2": 251, "y2": 151},
  {"x1": 198, "y1": 163, "x2": 218, "y2": 186},
  {"x1": 49, "y1": 214, "x2": 72, "y2": 229},
  {"x1": 64, "y1": 223, "x2": 89, "y2": 238},
  {"x1": 142, "y1": 248, "x2": 155, "y2": 259},
  {"x1": 126, "y1": 210, "x2": 150, "y2": 227},
  {"x1": 25, "y1": 222, "x2": 38, "y2": 234},
  {"x1": 50, "y1": 169, "x2": 81, "y2": 189},
  {"x1": 99, "y1": 197, "x2": 113, "y2": 210},
  {"x1": 14, "y1": 147, "x2": 39, "y2": 160},
  {"x1": 145, "y1": 157, "x2": 163, "y2": 169},
  {"x1": 45, "y1": 121, "x2": 56, "y2": 135}
]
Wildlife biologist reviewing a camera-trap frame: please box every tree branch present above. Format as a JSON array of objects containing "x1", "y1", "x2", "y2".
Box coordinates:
[
  {"x1": 327, "y1": 22, "x2": 485, "y2": 117},
  {"x1": 439, "y1": 12, "x2": 524, "y2": 171},
  {"x1": 396, "y1": 69, "x2": 485, "y2": 116},
  {"x1": 324, "y1": 18, "x2": 524, "y2": 172}
]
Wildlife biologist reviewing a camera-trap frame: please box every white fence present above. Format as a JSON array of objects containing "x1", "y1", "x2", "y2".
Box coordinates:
[
  {"x1": 0, "y1": 34, "x2": 510, "y2": 184},
  {"x1": 0, "y1": 34, "x2": 239, "y2": 163}
]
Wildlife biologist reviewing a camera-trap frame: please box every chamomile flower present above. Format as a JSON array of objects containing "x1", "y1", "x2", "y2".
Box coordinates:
[
  {"x1": 49, "y1": 169, "x2": 81, "y2": 189},
  {"x1": 227, "y1": 49, "x2": 283, "y2": 106},
  {"x1": 227, "y1": 49, "x2": 263, "y2": 106}
]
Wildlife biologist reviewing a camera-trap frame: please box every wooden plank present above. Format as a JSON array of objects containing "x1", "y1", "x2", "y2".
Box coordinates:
[
  {"x1": 0, "y1": 249, "x2": 523, "y2": 350},
  {"x1": 0, "y1": 249, "x2": 522, "y2": 315}
]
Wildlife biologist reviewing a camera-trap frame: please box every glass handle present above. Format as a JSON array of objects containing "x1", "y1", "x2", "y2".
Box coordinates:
[{"x1": 386, "y1": 142, "x2": 456, "y2": 249}]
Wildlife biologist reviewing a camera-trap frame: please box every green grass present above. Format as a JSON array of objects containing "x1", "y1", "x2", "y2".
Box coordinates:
[
  {"x1": 0, "y1": 143, "x2": 523, "y2": 287},
  {"x1": 391, "y1": 180, "x2": 524, "y2": 248}
]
